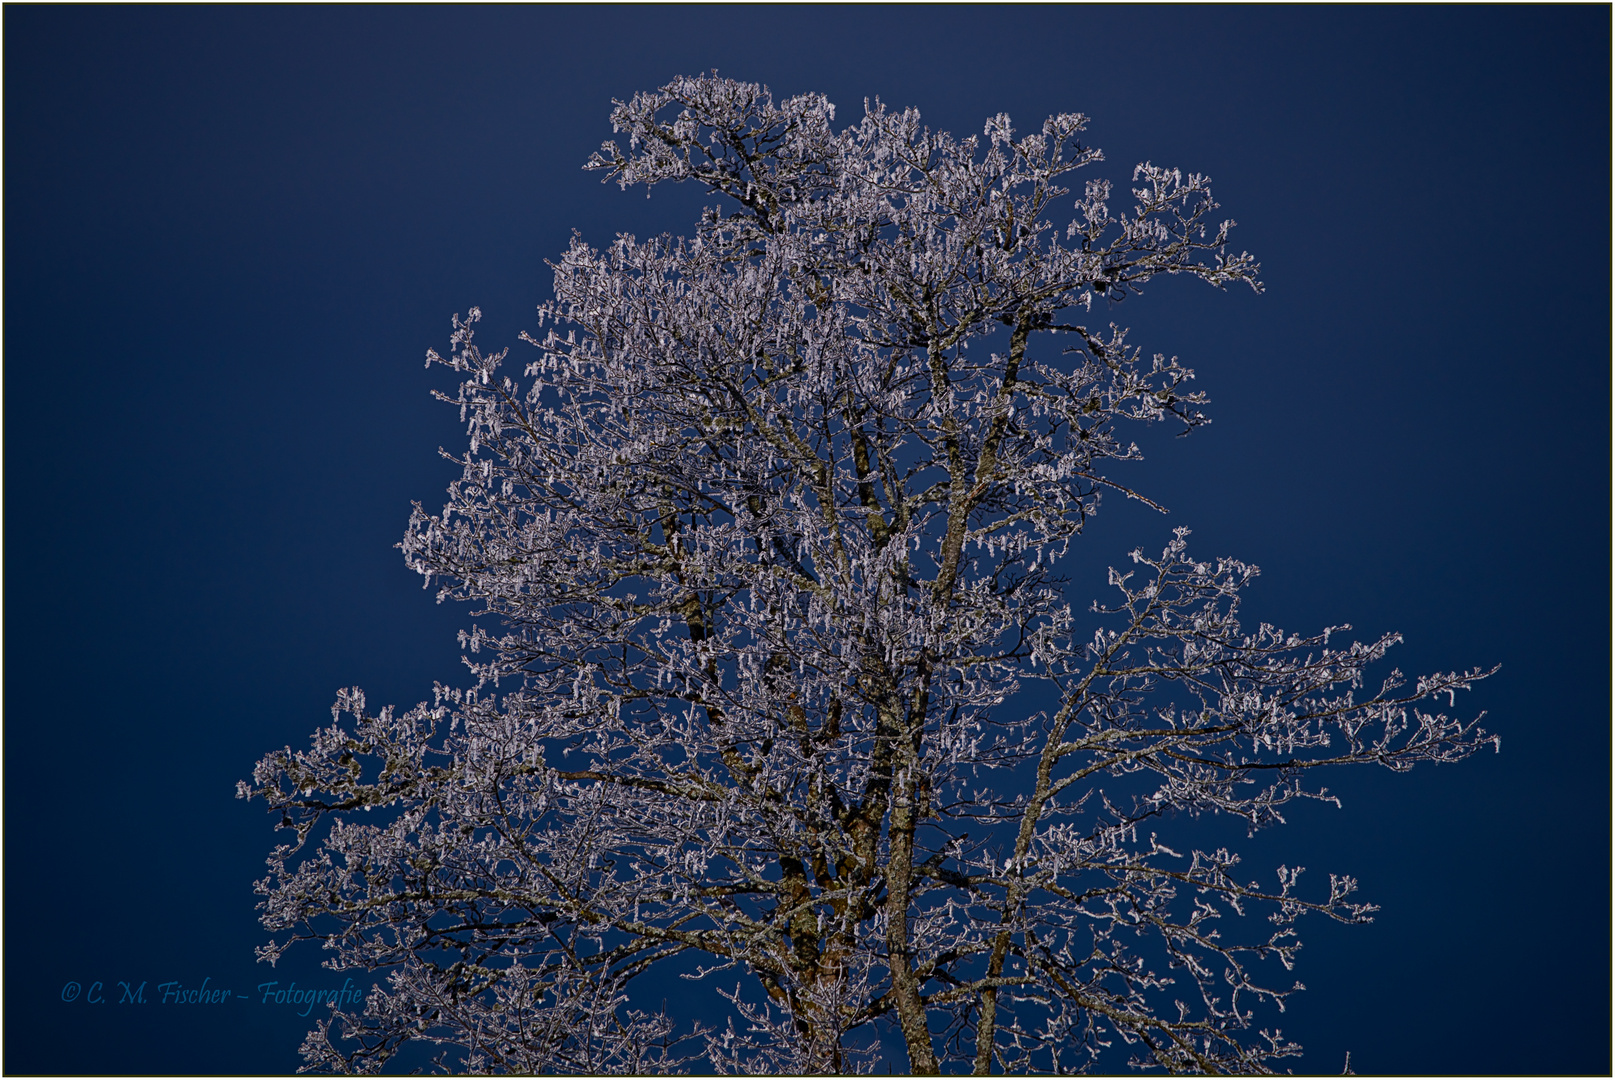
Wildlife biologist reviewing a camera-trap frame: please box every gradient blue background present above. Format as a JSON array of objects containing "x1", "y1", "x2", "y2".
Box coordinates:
[{"x1": 5, "y1": 6, "x2": 1608, "y2": 1074}]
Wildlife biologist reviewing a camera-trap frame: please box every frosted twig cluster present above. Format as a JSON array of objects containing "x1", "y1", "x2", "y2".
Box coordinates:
[{"x1": 243, "y1": 75, "x2": 1496, "y2": 1075}]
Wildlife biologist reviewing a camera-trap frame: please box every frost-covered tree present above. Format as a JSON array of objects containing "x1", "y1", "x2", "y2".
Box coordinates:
[{"x1": 242, "y1": 75, "x2": 1497, "y2": 1075}]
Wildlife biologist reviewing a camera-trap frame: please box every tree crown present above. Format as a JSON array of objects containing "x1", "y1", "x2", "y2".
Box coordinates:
[{"x1": 244, "y1": 74, "x2": 1494, "y2": 1075}]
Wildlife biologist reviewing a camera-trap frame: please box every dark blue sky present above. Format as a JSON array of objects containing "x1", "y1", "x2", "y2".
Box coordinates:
[{"x1": 5, "y1": 6, "x2": 1608, "y2": 1074}]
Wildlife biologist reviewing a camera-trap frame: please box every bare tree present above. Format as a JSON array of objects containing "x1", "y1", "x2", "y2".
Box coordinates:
[{"x1": 242, "y1": 74, "x2": 1497, "y2": 1075}]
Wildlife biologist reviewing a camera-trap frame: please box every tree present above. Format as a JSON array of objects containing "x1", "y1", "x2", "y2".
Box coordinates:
[{"x1": 242, "y1": 74, "x2": 1497, "y2": 1075}]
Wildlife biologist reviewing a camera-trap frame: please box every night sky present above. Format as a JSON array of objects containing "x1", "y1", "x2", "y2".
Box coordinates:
[{"x1": 5, "y1": 6, "x2": 1608, "y2": 1075}]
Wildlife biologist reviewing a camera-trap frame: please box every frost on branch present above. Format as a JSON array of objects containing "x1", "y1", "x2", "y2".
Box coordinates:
[{"x1": 242, "y1": 74, "x2": 1494, "y2": 1075}]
